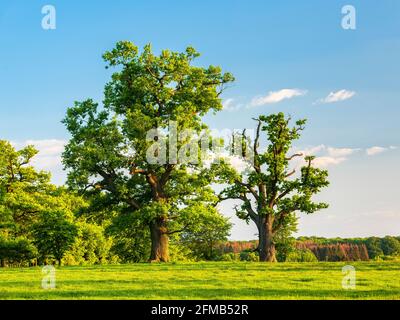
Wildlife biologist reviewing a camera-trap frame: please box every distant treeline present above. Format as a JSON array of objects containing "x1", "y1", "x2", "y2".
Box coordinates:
[{"x1": 216, "y1": 236, "x2": 400, "y2": 262}]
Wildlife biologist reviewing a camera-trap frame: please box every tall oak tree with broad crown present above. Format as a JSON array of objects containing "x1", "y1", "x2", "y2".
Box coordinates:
[
  {"x1": 62, "y1": 41, "x2": 234, "y2": 262},
  {"x1": 214, "y1": 113, "x2": 330, "y2": 262}
]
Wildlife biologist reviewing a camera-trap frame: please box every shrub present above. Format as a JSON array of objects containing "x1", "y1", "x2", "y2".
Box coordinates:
[
  {"x1": 0, "y1": 237, "x2": 38, "y2": 267},
  {"x1": 239, "y1": 250, "x2": 259, "y2": 262},
  {"x1": 32, "y1": 211, "x2": 78, "y2": 265},
  {"x1": 63, "y1": 221, "x2": 117, "y2": 265},
  {"x1": 219, "y1": 253, "x2": 239, "y2": 261},
  {"x1": 106, "y1": 214, "x2": 151, "y2": 263},
  {"x1": 286, "y1": 249, "x2": 318, "y2": 262},
  {"x1": 365, "y1": 237, "x2": 384, "y2": 259},
  {"x1": 380, "y1": 236, "x2": 400, "y2": 256}
]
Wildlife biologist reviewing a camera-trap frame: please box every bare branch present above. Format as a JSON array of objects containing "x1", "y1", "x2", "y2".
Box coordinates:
[
  {"x1": 285, "y1": 169, "x2": 296, "y2": 178},
  {"x1": 234, "y1": 179, "x2": 259, "y2": 201},
  {"x1": 252, "y1": 118, "x2": 262, "y2": 173},
  {"x1": 286, "y1": 153, "x2": 303, "y2": 161}
]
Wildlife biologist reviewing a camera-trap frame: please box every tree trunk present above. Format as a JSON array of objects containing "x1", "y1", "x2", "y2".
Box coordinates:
[
  {"x1": 149, "y1": 218, "x2": 169, "y2": 262},
  {"x1": 258, "y1": 216, "x2": 277, "y2": 262}
]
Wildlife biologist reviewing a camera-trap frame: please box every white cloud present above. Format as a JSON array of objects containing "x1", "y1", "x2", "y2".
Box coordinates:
[
  {"x1": 327, "y1": 147, "x2": 360, "y2": 158},
  {"x1": 12, "y1": 139, "x2": 66, "y2": 184},
  {"x1": 315, "y1": 89, "x2": 356, "y2": 104},
  {"x1": 366, "y1": 146, "x2": 387, "y2": 156},
  {"x1": 250, "y1": 88, "x2": 307, "y2": 107},
  {"x1": 296, "y1": 145, "x2": 359, "y2": 168},
  {"x1": 24, "y1": 139, "x2": 65, "y2": 157},
  {"x1": 297, "y1": 144, "x2": 395, "y2": 163},
  {"x1": 222, "y1": 98, "x2": 242, "y2": 111},
  {"x1": 312, "y1": 156, "x2": 347, "y2": 168}
]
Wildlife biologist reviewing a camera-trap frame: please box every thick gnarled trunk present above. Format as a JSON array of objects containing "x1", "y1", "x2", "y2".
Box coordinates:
[
  {"x1": 149, "y1": 219, "x2": 169, "y2": 262},
  {"x1": 258, "y1": 216, "x2": 277, "y2": 262}
]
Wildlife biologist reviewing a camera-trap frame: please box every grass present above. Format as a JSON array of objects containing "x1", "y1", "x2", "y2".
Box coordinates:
[{"x1": 0, "y1": 262, "x2": 399, "y2": 300}]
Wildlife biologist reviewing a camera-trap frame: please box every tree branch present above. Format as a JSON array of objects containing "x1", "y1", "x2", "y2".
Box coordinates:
[{"x1": 286, "y1": 153, "x2": 303, "y2": 161}]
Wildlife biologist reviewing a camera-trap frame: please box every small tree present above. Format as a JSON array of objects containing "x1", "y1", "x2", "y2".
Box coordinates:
[
  {"x1": 180, "y1": 209, "x2": 231, "y2": 260},
  {"x1": 365, "y1": 237, "x2": 384, "y2": 259},
  {"x1": 32, "y1": 211, "x2": 78, "y2": 265},
  {"x1": 0, "y1": 237, "x2": 37, "y2": 267},
  {"x1": 381, "y1": 236, "x2": 400, "y2": 256},
  {"x1": 63, "y1": 221, "x2": 115, "y2": 265},
  {"x1": 215, "y1": 113, "x2": 329, "y2": 262}
]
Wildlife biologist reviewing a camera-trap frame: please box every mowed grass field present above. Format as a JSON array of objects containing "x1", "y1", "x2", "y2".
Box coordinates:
[{"x1": 0, "y1": 262, "x2": 399, "y2": 300}]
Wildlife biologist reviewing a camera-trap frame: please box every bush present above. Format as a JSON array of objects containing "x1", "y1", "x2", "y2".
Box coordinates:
[
  {"x1": 106, "y1": 214, "x2": 151, "y2": 263},
  {"x1": 286, "y1": 249, "x2": 318, "y2": 262},
  {"x1": 63, "y1": 221, "x2": 117, "y2": 265},
  {"x1": 219, "y1": 253, "x2": 239, "y2": 261},
  {"x1": 0, "y1": 237, "x2": 38, "y2": 267},
  {"x1": 32, "y1": 211, "x2": 78, "y2": 265},
  {"x1": 169, "y1": 239, "x2": 195, "y2": 262},
  {"x1": 239, "y1": 250, "x2": 259, "y2": 262},
  {"x1": 381, "y1": 236, "x2": 400, "y2": 256},
  {"x1": 365, "y1": 237, "x2": 384, "y2": 259}
]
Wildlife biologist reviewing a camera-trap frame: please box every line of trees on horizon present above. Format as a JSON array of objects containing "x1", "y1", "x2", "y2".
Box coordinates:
[
  {"x1": 213, "y1": 236, "x2": 400, "y2": 262},
  {"x1": 1, "y1": 41, "x2": 336, "y2": 266}
]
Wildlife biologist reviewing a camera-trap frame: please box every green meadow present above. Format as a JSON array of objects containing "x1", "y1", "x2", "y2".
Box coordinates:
[{"x1": 0, "y1": 262, "x2": 399, "y2": 300}]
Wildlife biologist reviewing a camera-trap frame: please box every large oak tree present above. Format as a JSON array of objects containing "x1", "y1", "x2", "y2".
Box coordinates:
[
  {"x1": 62, "y1": 41, "x2": 234, "y2": 262},
  {"x1": 214, "y1": 113, "x2": 329, "y2": 262}
]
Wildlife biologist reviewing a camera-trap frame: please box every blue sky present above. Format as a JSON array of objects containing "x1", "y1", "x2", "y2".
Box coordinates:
[{"x1": 0, "y1": 0, "x2": 399, "y2": 239}]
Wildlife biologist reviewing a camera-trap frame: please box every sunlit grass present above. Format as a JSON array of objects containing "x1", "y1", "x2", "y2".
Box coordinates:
[{"x1": 0, "y1": 262, "x2": 399, "y2": 299}]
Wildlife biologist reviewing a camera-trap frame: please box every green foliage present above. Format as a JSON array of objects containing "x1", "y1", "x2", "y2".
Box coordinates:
[
  {"x1": 32, "y1": 211, "x2": 78, "y2": 264},
  {"x1": 62, "y1": 41, "x2": 234, "y2": 261},
  {"x1": 219, "y1": 253, "x2": 239, "y2": 261},
  {"x1": 0, "y1": 141, "x2": 88, "y2": 267},
  {"x1": 106, "y1": 213, "x2": 151, "y2": 263},
  {"x1": 0, "y1": 237, "x2": 37, "y2": 266},
  {"x1": 0, "y1": 140, "x2": 53, "y2": 236},
  {"x1": 63, "y1": 221, "x2": 117, "y2": 265},
  {"x1": 239, "y1": 250, "x2": 259, "y2": 262},
  {"x1": 180, "y1": 208, "x2": 231, "y2": 261},
  {"x1": 168, "y1": 239, "x2": 194, "y2": 262},
  {"x1": 275, "y1": 214, "x2": 298, "y2": 262},
  {"x1": 380, "y1": 236, "x2": 400, "y2": 256},
  {"x1": 214, "y1": 113, "x2": 329, "y2": 261},
  {"x1": 286, "y1": 249, "x2": 318, "y2": 262},
  {"x1": 365, "y1": 237, "x2": 384, "y2": 258},
  {"x1": 276, "y1": 236, "x2": 296, "y2": 262}
]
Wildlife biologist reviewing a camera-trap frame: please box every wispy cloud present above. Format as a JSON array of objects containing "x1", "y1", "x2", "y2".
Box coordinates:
[
  {"x1": 315, "y1": 89, "x2": 356, "y2": 104},
  {"x1": 222, "y1": 98, "x2": 242, "y2": 111},
  {"x1": 312, "y1": 156, "x2": 347, "y2": 167},
  {"x1": 294, "y1": 144, "x2": 396, "y2": 167},
  {"x1": 296, "y1": 145, "x2": 360, "y2": 168},
  {"x1": 250, "y1": 88, "x2": 307, "y2": 107},
  {"x1": 326, "y1": 147, "x2": 360, "y2": 158},
  {"x1": 365, "y1": 146, "x2": 397, "y2": 156}
]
